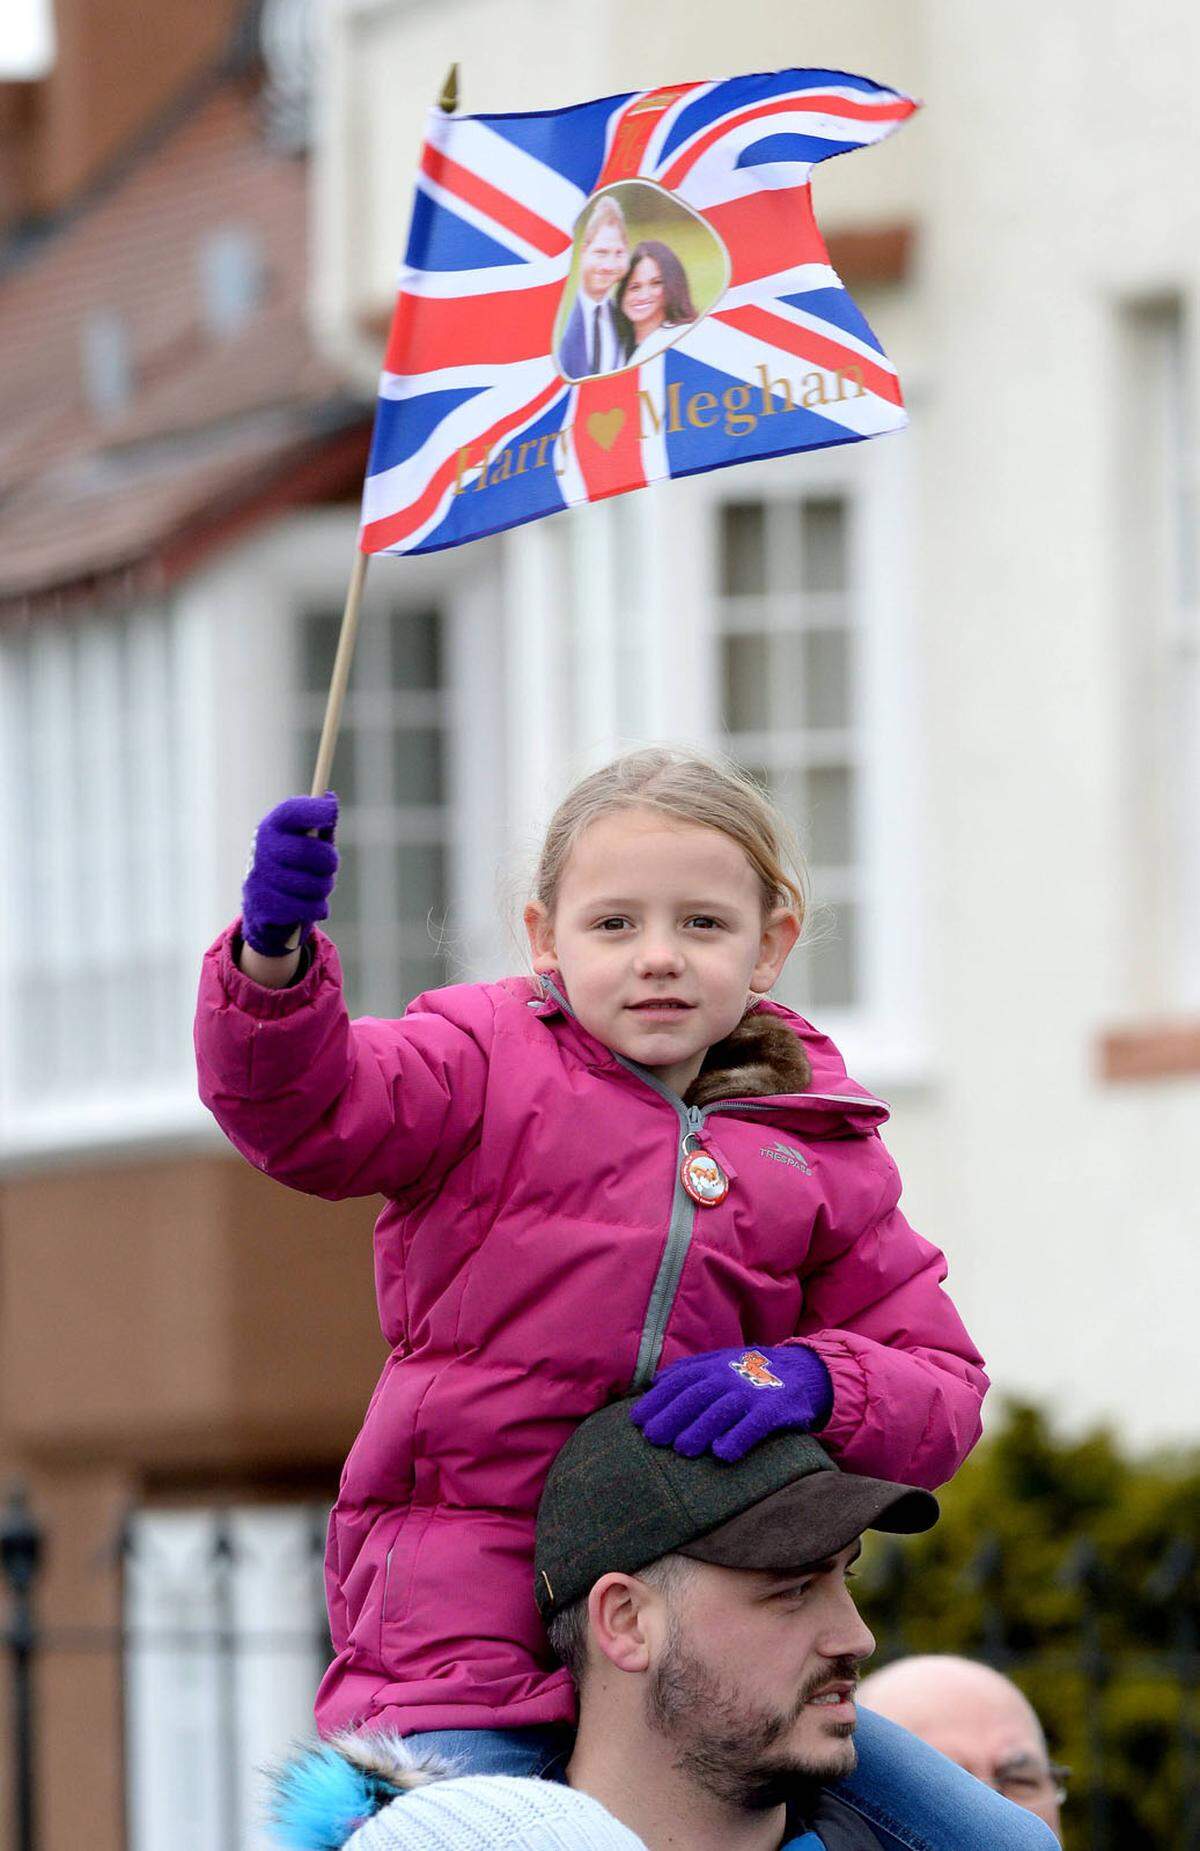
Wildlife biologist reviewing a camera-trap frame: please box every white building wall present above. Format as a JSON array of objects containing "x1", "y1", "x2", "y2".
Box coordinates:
[
  {"x1": 307, "y1": 0, "x2": 1199, "y2": 1442},
  {"x1": 901, "y1": 0, "x2": 1200, "y2": 1435}
]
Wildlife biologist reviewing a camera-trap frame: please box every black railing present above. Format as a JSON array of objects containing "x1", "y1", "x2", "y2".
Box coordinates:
[
  {"x1": 1, "y1": 1485, "x2": 331, "y2": 1851},
  {"x1": 1, "y1": 1485, "x2": 43, "y2": 1851}
]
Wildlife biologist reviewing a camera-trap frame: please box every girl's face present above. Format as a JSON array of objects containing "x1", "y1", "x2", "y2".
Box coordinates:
[
  {"x1": 622, "y1": 257, "x2": 666, "y2": 333},
  {"x1": 524, "y1": 809, "x2": 798, "y2": 1097}
]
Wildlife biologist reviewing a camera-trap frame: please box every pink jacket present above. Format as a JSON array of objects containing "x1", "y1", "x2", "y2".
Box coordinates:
[{"x1": 195, "y1": 926, "x2": 987, "y2": 1735}]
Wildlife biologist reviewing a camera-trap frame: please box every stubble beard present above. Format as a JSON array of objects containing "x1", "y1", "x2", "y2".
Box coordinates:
[{"x1": 646, "y1": 1622, "x2": 860, "y2": 1814}]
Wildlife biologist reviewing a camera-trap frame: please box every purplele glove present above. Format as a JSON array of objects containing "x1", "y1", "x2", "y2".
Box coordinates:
[
  {"x1": 632, "y1": 1343, "x2": 834, "y2": 1463},
  {"x1": 240, "y1": 793, "x2": 339, "y2": 957}
]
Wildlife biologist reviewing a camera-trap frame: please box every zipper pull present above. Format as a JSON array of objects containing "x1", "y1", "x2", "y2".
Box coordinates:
[{"x1": 684, "y1": 1108, "x2": 738, "y2": 1181}]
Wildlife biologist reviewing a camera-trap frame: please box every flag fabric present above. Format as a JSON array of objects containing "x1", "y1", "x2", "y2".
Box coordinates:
[{"x1": 361, "y1": 68, "x2": 916, "y2": 557}]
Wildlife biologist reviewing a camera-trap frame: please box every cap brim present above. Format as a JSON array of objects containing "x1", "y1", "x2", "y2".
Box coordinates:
[{"x1": 678, "y1": 1468, "x2": 938, "y2": 1572}]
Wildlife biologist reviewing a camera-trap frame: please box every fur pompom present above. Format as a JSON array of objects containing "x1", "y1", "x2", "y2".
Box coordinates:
[
  {"x1": 266, "y1": 1734, "x2": 448, "y2": 1848},
  {"x1": 328, "y1": 1731, "x2": 448, "y2": 1792}
]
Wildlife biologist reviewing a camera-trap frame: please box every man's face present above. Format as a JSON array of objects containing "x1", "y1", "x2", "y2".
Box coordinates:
[
  {"x1": 859, "y1": 1657, "x2": 1063, "y2": 1837},
  {"x1": 940, "y1": 1735, "x2": 1062, "y2": 1837},
  {"x1": 645, "y1": 1545, "x2": 875, "y2": 1808},
  {"x1": 580, "y1": 221, "x2": 629, "y2": 301}
]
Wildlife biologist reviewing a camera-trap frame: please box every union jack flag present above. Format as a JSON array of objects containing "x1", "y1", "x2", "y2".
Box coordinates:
[{"x1": 361, "y1": 68, "x2": 916, "y2": 557}]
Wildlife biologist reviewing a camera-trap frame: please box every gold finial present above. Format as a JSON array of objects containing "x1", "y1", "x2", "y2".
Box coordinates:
[{"x1": 439, "y1": 63, "x2": 460, "y2": 114}]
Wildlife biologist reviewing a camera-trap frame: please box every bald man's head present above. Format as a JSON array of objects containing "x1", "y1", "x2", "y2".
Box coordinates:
[{"x1": 858, "y1": 1655, "x2": 1063, "y2": 1838}]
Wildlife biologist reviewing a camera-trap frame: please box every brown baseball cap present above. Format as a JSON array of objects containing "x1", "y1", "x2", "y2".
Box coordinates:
[{"x1": 535, "y1": 1395, "x2": 937, "y2": 1620}]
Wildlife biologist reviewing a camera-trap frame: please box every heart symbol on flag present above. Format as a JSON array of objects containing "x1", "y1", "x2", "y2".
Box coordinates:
[{"x1": 586, "y1": 409, "x2": 625, "y2": 452}]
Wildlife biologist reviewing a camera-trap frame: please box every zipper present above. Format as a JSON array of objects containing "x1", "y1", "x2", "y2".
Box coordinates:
[
  {"x1": 534, "y1": 978, "x2": 884, "y2": 1391},
  {"x1": 620, "y1": 1078, "x2": 887, "y2": 1390},
  {"x1": 616, "y1": 1080, "x2": 886, "y2": 1389},
  {"x1": 618, "y1": 1067, "x2": 705, "y2": 1391},
  {"x1": 541, "y1": 975, "x2": 706, "y2": 1388}
]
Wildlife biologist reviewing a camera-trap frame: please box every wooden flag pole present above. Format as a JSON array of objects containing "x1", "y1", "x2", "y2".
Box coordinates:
[
  {"x1": 284, "y1": 548, "x2": 369, "y2": 949},
  {"x1": 308, "y1": 548, "x2": 368, "y2": 796},
  {"x1": 305, "y1": 63, "x2": 460, "y2": 802}
]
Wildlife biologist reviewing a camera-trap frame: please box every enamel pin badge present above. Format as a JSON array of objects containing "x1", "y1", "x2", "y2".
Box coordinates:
[{"x1": 680, "y1": 1143, "x2": 729, "y2": 1207}]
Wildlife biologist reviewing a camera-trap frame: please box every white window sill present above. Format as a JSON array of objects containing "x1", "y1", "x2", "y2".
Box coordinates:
[{"x1": 0, "y1": 1090, "x2": 223, "y2": 1171}]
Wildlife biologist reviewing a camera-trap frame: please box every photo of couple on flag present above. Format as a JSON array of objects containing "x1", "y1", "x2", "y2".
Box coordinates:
[{"x1": 556, "y1": 185, "x2": 728, "y2": 379}]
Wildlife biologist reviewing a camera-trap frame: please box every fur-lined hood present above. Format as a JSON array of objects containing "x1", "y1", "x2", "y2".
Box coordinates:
[{"x1": 683, "y1": 1006, "x2": 812, "y2": 1108}]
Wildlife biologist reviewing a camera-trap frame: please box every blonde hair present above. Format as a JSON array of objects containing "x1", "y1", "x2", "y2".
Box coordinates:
[
  {"x1": 580, "y1": 193, "x2": 628, "y2": 250},
  {"x1": 533, "y1": 748, "x2": 806, "y2": 927}
]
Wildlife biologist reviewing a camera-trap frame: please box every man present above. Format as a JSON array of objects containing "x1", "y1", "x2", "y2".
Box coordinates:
[
  {"x1": 534, "y1": 1399, "x2": 1058, "y2": 1851},
  {"x1": 558, "y1": 194, "x2": 629, "y2": 377},
  {"x1": 270, "y1": 1406, "x2": 1056, "y2": 1850},
  {"x1": 858, "y1": 1655, "x2": 1065, "y2": 1839}
]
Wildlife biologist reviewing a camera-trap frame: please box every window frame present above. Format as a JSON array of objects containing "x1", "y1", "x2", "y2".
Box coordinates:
[
  {"x1": 1097, "y1": 292, "x2": 1200, "y2": 1078},
  {"x1": 690, "y1": 437, "x2": 928, "y2": 1087},
  {"x1": 292, "y1": 598, "x2": 453, "y2": 1016},
  {"x1": 232, "y1": 510, "x2": 511, "y2": 1005},
  {"x1": 0, "y1": 597, "x2": 216, "y2": 1160}
]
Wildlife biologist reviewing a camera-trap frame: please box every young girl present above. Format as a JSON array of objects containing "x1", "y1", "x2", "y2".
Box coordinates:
[{"x1": 196, "y1": 748, "x2": 986, "y2": 1772}]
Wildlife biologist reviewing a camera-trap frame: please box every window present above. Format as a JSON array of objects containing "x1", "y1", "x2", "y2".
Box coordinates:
[
  {"x1": 709, "y1": 450, "x2": 924, "y2": 1081},
  {"x1": 0, "y1": 512, "x2": 472, "y2": 1154},
  {"x1": 294, "y1": 600, "x2": 450, "y2": 1015},
  {"x1": 0, "y1": 605, "x2": 203, "y2": 1152},
  {"x1": 1115, "y1": 296, "x2": 1200, "y2": 1012},
  {"x1": 718, "y1": 492, "x2": 861, "y2": 1013},
  {"x1": 125, "y1": 1505, "x2": 328, "y2": 1851}
]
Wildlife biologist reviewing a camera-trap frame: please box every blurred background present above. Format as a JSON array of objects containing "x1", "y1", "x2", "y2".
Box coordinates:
[{"x1": 0, "y1": 1, "x2": 1196, "y2": 1846}]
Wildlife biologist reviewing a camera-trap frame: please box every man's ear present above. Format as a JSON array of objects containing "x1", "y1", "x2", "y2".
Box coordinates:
[
  {"x1": 588, "y1": 1572, "x2": 653, "y2": 1676},
  {"x1": 524, "y1": 900, "x2": 558, "y2": 974},
  {"x1": 750, "y1": 906, "x2": 801, "y2": 995}
]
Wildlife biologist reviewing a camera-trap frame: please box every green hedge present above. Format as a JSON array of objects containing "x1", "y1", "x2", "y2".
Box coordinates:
[{"x1": 855, "y1": 1403, "x2": 1200, "y2": 1850}]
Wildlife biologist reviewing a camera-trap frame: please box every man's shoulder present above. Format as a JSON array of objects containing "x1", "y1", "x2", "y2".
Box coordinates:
[{"x1": 783, "y1": 1789, "x2": 883, "y2": 1850}]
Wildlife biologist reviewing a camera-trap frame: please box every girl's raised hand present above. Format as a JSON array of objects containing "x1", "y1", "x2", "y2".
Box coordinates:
[
  {"x1": 240, "y1": 793, "x2": 340, "y2": 959},
  {"x1": 631, "y1": 1342, "x2": 834, "y2": 1463}
]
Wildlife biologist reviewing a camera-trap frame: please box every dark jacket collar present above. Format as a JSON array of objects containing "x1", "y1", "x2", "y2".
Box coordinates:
[{"x1": 792, "y1": 1788, "x2": 886, "y2": 1848}]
